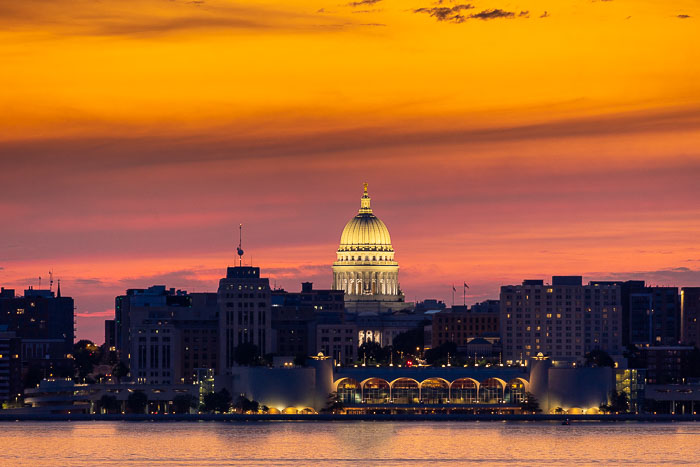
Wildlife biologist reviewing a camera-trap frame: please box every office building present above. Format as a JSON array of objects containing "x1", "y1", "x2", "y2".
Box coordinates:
[
  {"x1": 500, "y1": 276, "x2": 622, "y2": 362},
  {"x1": 271, "y1": 282, "x2": 344, "y2": 357},
  {"x1": 218, "y1": 266, "x2": 272, "y2": 372},
  {"x1": 115, "y1": 286, "x2": 218, "y2": 384},
  {"x1": 0, "y1": 286, "x2": 74, "y2": 378}
]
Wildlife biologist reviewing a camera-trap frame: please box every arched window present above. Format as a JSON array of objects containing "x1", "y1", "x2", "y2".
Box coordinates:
[
  {"x1": 336, "y1": 378, "x2": 361, "y2": 405},
  {"x1": 421, "y1": 378, "x2": 449, "y2": 404},
  {"x1": 362, "y1": 378, "x2": 390, "y2": 404},
  {"x1": 505, "y1": 379, "x2": 528, "y2": 404},
  {"x1": 479, "y1": 378, "x2": 505, "y2": 404},
  {"x1": 451, "y1": 378, "x2": 478, "y2": 404},
  {"x1": 391, "y1": 378, "x2": 419, "y2": 404}
]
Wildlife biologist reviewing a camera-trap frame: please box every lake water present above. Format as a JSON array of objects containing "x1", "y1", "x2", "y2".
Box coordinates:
[{"x1": 0, "y1": 421, "x2": 698, "y2": 465}]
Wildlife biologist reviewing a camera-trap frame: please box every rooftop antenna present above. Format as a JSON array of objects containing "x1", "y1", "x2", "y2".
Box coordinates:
[
  {"x1": 237, "y1": 224, "x2": 244, "y2": 267},
  {"x1": 49, "y1": 270, "x2": 54, "y2": 292}
]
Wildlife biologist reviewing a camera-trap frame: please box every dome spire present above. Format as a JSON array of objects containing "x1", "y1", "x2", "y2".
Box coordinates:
[{"x1": 360, "y1": 182, "x2": 371, "y2": 213}]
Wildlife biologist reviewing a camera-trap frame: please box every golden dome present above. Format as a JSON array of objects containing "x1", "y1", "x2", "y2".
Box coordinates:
[{"x1": 338, "y1": 184, "x2": 393, "y2": 252}]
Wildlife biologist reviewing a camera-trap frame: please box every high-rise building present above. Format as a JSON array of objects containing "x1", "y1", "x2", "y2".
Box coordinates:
[
  {"x1": 332, "y1": 184, "x2": 407, "y2": 313},
  {"x1": 500, "y1": 276, "x2": 622, "y2": 362},
  {"x1": 681, "y1": 287, "x2": 700, "y2": 346},
  {"x1": 115, "y1": 286, "x2": 218, "y2": 384},
  {"x1": 0, "y1": 286, "x2": 74, "y2": 378},
  {"x1": 218, "y1": 266, "x2": 272, "y2": 372},
  {"x1": 0, "y1": 329, "x2": 23, "y2": 403},
  {"x1": 271, "y1": 282, "x2": 344, "y2": 358}
]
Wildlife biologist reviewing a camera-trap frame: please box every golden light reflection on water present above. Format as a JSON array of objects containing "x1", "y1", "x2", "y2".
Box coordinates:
[{"x1": 0, "y1": 421, "x2": 697, "y2": 466}]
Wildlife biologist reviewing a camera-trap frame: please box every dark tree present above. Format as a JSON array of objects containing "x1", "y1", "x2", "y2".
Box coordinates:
[
  {"x1": 520, "y1": 392, "x2": 542, "y2": 413},
  {"x1": 126, "y1": 391, "x2": 148, "y2": 414},
  {"x1": 112, "y1": 362, "x2": 130, "y2": 382},
  {"x1": 234, "y1": 343, "x2": 260, "y2": 366},
  {"x1": 99, "y1": 394, "x2": 121, "y2": 414},
  {"x1": 321, "y1": 391, "x2": 345, "y2": 414},
  {"x1": 202, "y1": 388, "x2": 232, "y2": 413},
  {"x1": 584, "y1": 349, "x2": 615, "y2": 368},
  {"x1": 425, "y1": 342, "x2": 458, "y2": 365},
  {"x1": 603, "y1": 390, "x2": 630, "y2": 413},
  {"x1": 172, "y1": 394, "x2": 198, "y2": 414},
  {"x1": 392, "y1": 327, "x2": 425, "y2": 356},
  {"x1": 234, "y1": 395, "x2": 260, "y2": 413},
  {"x1": 73, "y1": 340, "x2": 102, "y2": 381},
  {"x1": 358, "y1": 341, "x2": 387, "y2": 364}
]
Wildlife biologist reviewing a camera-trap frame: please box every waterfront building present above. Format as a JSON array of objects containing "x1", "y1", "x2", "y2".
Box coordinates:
[
  {"x1": 219, "y1": 354, "x2": 615, "y2": 414},
  {"x1": 332, "y1": 184, "x2": 408, "y2": 313},
  {"x1": 0, "y1": 286, "x2": 74, "y2": 378},
  {"x1": 615, "y1": 367, "x2": 646, "y2": 413},
  {"x1": 644, "y1": 381, "x2": 700, "y2": 415},
  {"x1": 20, "y1": 378, "x2": 198, "y2": 415},
  {"x1": 116, "y1": 286, "x2": 219, "y2": 384},
  {"x1": 637, "y1": 345, "x2": 696, "y2": 384},
  {"x1": 218, "y1": 266, "x2": 272, "y2": 371},
  {"x1": 500, "y1": 277, "x2": 622, "y2": 362},
  {"x1": 681, "y1": 287, "x2": 700, "y2": 346}
]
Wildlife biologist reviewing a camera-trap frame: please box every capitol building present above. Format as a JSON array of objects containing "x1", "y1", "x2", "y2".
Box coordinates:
[{"x1": 332, "y1": 184, "x2": 408, "y2": 312}]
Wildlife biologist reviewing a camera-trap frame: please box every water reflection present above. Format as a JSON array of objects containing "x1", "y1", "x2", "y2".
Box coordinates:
[{"x1": 0, "y1": 421, "x2": 696, "y2": 465}]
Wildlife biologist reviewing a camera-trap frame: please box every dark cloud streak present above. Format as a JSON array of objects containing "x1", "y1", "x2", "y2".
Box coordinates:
[
  {"x1": 2, "y1": 106, "x2": 698, "y2": 172},
  {"x1": 413, "y1": 4, "x2": 473, "y2": 23},
  {"x1": 469, "y1": 9, "x2": 515, "y2": 20}
]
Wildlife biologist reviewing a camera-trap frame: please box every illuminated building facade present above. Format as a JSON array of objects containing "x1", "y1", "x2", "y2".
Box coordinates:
[
  {"x1": 332, "y1": 184, "x2": 407, "y2": 313},
  {"x1": 117, "y1": 286, "x2": 219, "y2": 385},
  {"x1": 500, "y1": 277, "x2": 623, "y2": 362},
  {"x1": 0, "y1": 286, "x2": 74, "y2": 378},
  {"x1": 220, "y1": 355, "x2": 617, "y2": 415}
]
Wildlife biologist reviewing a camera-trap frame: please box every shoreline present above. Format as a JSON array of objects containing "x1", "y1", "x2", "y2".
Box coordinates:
[{"x1": 0, "y1": 413, "x2": 698, "y2": 422}]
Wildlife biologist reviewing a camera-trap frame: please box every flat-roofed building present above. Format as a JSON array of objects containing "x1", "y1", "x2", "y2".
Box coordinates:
[
  {"x1": 432, "y1": 306, "x2": 499, "y2": 349},
  {"x1": 218, "y1": 266, "x2": 272, "y2": 372},
  {"x1": 120, "y1": 286, "x2": 219, "y2": 385},
  {"x1": 681, "y1": 287, "x2": 700, "y2": 346},
  {"x1": 500, "y1": 276, "x2": 622, "y2": 362}
]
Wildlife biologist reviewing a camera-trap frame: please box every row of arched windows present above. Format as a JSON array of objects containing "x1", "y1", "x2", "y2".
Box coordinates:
[{"x1": 335, "y1": 377, "x2": 528, "y2": 405}]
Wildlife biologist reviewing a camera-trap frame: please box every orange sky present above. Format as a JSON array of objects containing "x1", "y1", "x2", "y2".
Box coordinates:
[{"x1": 1, "y1": 0, "x2": 699, "y2": 342}]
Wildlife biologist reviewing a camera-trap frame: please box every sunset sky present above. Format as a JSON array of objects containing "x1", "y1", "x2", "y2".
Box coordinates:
[{"x1": 1, "y1": 0, "x2": 699, "y2": 343}]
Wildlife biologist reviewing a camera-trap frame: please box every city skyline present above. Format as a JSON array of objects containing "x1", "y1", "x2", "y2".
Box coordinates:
[{"x1": 1, "y1": 0, "x2": 699, "y2": 343}]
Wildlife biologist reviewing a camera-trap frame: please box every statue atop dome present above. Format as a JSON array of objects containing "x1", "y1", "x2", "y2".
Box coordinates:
[{"x1": 332, "y1": 184, "x2": 406, "y2": 312}]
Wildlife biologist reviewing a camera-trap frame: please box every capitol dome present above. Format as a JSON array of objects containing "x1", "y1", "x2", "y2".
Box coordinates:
[
  {"x1": 332, "y1": 184, "x2": 404, "y2": 309},
  {"x1": 338, "y1": 185, "x2": 393, "y2": 252}
]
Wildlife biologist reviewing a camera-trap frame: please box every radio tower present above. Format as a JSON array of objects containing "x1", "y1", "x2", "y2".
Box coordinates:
[{"x1": 237, "y1": 224, "x2": 244, "y2": 267}]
